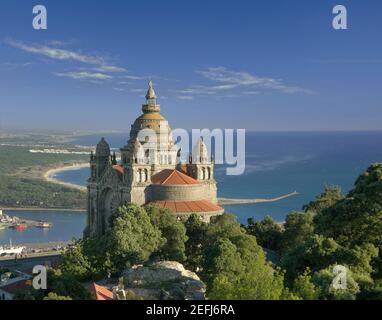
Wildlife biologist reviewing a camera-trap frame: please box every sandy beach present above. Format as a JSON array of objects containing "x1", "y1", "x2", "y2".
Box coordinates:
[{"x1": 44, "y1": 163, "x2": 89, "y2": 192}]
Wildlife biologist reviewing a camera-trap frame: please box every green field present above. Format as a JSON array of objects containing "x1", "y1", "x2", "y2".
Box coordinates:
[{"x1": 0, "y1": 145, "x2": 88, "y2": 209}]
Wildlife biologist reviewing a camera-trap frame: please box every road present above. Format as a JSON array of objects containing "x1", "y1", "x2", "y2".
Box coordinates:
[{"x1": 0, "y1": 253, "x2": 62, "y2": 270}]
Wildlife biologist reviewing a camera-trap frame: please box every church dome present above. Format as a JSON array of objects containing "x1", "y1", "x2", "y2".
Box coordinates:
[
  {"x1": 96, "y1": 137, "x2": 110, "y2": 157},
  {"x1": 128, "y1": 81, "x2": 172, "y2": 142}
]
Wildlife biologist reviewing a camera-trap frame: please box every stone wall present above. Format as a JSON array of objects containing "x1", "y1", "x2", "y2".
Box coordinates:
[{"x1": 149, "y1": 184, "x2": 205, "y2": 201}]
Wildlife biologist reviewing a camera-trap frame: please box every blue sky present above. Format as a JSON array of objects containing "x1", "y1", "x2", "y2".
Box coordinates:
[{"x1": 0, "y1": 0, "x2": 381, "y2": 132}]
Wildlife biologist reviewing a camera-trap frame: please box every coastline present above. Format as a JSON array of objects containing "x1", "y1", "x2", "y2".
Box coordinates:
[
  {"x1": 41, "y1": 164, "x2": 299, "y2": 208},
  {"x1": 44, "y1": 163, "x2": 88, "y2": 192}
]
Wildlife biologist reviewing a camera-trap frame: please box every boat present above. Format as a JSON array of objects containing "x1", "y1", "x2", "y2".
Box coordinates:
[
  {"x1": 0, "y1": 240, "x2": 25, "y2": 256},
  {"x1": 14, "y1": 224, "x2": 28, "y2": 231},
  {"x1": 36, "y1": 221, "x2": 53, "y2": 228}
]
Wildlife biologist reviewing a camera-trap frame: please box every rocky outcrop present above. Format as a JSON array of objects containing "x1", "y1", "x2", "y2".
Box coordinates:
[{"x1": 120, "y1": 261, "x2": 206, "y2": 300}]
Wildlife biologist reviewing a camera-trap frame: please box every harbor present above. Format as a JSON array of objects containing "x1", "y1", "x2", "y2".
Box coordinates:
[
  {"x1": 0, "y1": 209, "x2": 86, "y2": 246},
  {"x1": 0, "y1": 209, "x2": 53, "y2": 231}
]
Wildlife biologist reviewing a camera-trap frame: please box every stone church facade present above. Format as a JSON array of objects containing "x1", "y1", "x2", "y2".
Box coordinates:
[{"x1": 85, "y1": 81, "x2": 224, "y2": 237}]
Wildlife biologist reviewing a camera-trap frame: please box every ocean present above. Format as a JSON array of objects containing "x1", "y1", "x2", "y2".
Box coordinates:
[
  {"x1": 65, "y1": 131, "x2": 382, "y2": 222},
  {"x1": 2, "y1": 131, "x2": 382, "y2": 245}
]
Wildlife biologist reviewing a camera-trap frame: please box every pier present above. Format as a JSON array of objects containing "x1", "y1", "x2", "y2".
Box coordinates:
[
  {"x1": 0, "y1": 210, "x2": 53, "y2": 230},
  {"x1": 218, "y1": 191, "x2": 299, "y2": 205}
]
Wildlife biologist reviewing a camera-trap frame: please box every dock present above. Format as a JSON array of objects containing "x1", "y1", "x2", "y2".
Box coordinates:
[{"x1": 218, "y1": 191, "x2": 299, "y2": 205}]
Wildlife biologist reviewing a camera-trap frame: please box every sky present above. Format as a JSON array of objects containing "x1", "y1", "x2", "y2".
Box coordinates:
[{"x1": 0, "y1": 0, "x2": 381, "y2": 132}]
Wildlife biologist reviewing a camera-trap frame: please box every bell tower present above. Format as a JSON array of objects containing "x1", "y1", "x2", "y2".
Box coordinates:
[{"x1": 187, "y1": 138, "x2": 214, "y2": 181}]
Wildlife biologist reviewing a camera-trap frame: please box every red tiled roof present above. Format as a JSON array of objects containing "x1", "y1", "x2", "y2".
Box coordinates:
[
  {"x1": 151, "y1": 169, "x2": 198, "y2": 185},
  {"x1": 148, "y1": 199, "x2": 223, "y2": 214},
  {"x1": 0, "y1": 279, "x2": 32, "y2": 295},
  {"x1": 89, "y1": 283, "x2": 113, "y2": 301},
  {"x1": 112, "y1": 165, "x2": 124, "y2": 177}
]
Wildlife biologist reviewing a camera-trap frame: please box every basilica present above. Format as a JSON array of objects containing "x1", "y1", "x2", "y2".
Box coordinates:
[{"x1": 85, "y1": 81, "x2": 223, "y2": 237}]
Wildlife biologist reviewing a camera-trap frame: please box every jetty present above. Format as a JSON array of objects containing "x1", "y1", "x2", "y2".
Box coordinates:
[
  {"x1": 218, "y1": 191, "x2": 299, "y2": 206},
  {"x1": 0, "y1": 209, "x2": 53, "y2": 230}
]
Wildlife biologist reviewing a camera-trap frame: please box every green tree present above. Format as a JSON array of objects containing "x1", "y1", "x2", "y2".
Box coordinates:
[
  {"x1": 47, "y1": 268, "x2": 92, "y2": 300},
  {"x1": 280, "y1": 211, "x2": 315, "y2": 253},
  {"x1": 312, "y1": 265, "x2": 360, "y2": 300},
  {"x1": 281, "y1": 235, "x2": 341, "y2": 281},
  {"x1": 43, "y1": 292, "x2": 73, "y2": 300},
  {"x1": 205, "y1": 236, "x2": 285, "y2": 300},
  {"x1": 202, "y1": 238, "x2": 244, "y2": 290},
  {"x1": 303, "y1": 185, "x2": 343, "y2": 214},
  {"x1": 314, "y1": 164, "x2": 382, "y2": 246},
  {"x1": 246, "y1": 215, "x2": 282, "y2": 251},
  {"x1": 184, "y1": 214, "x2": 208, "y2": 271},
  {"x1": 60, "y1": 240, "x2": 92, "y2": 281},
  {"x1": 292, "y1": 268, "x2": 320, "y2": 300},
  {"x1": 313, "y1": 164, "x2": 382, "y2": 277},
  {"x1": 281, "y1": 234, "x2": 378, "y2": 285},
  {"x1": 202, "y1": 215, "x2": 286, "y2": 300},
  {"x1": 145, "y1": 205, "x2": 188, "y2": 262},
  {"x1": 106, "y1": 204, "x2": 165, "y2": 273},
  {"x1": 206, "y1": 213, "x2": 244, "y2": 244}
]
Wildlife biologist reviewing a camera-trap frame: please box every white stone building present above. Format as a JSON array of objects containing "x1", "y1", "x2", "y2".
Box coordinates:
[{"x1": 85, "y1": 81, "x2": 223, "y2": 237}]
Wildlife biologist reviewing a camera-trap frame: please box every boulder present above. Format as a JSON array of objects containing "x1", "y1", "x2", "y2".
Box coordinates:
[{"x1": 122, "y1": 261, "x2": 206, "y2": 300}]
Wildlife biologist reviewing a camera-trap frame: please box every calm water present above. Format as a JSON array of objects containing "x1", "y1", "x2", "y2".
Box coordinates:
[
  {"x1": 64, "y1": 131, "x2": 382, "y2": 223},
  {"x1": 3, "y1": 131, "x2": 381, "y2": 245},
  {"x1": 0, "y1": 211, "x2": 86, "y2": 245}
]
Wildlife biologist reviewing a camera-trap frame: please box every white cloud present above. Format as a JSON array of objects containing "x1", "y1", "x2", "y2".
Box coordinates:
[
  {"x1": 95, "y1": 65, "x2": 127, "y2": 73},
  {"x1": 55, "y1": 71, "x2": 113, "y2": 80},
  {"x1": 131, "y1": 88, "x2": 146, "y2": 93},
  {"x1": 1, "y1": 61, "x2": 35, "y2": 69},
  {"x1": 7, "y1": 39, "x2": 104, "y2": 65},
  {"x1": 6, "y1": 39, "x2": 127, "y2": 76},
  {"x1": 118, "y1": 81, "x2": 132, "y2": 85},
  {"x1": 173, "y1": 86, "x2": 217, "y2": 95},
  {"x1": 241, "y1": 91, "x2": 260, "y2": 95},
  {"x1": 176, "y1": 95, "x2": 194, "y2": 100},
  {"x1": 182, "y1": 67, "x2": 315, "y2": 96},
  {"x1": 121, "y1": 75, "x2": 146, "y2": 80}
]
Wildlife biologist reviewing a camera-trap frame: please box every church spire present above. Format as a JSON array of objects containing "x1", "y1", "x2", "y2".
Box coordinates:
[
  {"x1": 145, "y1": 80, "x2": 157, "y2": 105},
  {"x1": 142, "y1": 80, "x2": 160, "y2": 114}
]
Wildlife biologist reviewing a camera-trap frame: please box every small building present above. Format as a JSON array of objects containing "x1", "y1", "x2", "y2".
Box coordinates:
[
  {"x1": 0, "y1": 268, "x2": 33, "y2": 300},
  {"x1": 89, "y1": 282, "x2": 113, "y2": 300},
  {"x1": 0, "y1": 279, "x2": 32, "y2": 300}
]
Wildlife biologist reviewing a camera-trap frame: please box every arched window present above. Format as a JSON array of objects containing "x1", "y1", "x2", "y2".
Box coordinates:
[
  {"x1": 144, "y1": 169, "x2": 149, "y2": 182},
  {"x1": 202, "y1": 167, "x2": 206, "y2": 180},
  {"x1": 207, "y1": 167, "x2": 211, "y2": 180}
]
